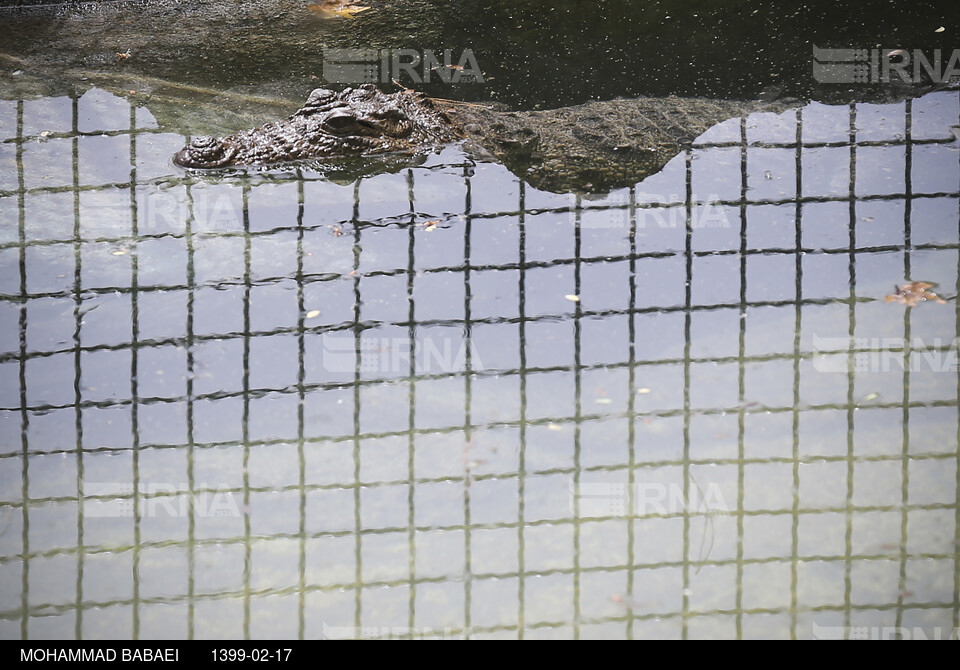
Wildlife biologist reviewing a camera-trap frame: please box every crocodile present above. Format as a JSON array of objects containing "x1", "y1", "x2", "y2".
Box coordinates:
[{"x1": 173, "y1": 83, "x2": 796, "y2": 193}]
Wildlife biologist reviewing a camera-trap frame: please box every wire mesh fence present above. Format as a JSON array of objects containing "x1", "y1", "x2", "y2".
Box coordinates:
[{"x1": 0, "y1": 86, "x2": 958, "y2": 639}]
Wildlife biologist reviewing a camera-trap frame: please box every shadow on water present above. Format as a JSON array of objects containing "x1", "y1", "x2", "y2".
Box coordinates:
[{"x1": 0, "y1": 0, "x2": 958, "y2": 641}]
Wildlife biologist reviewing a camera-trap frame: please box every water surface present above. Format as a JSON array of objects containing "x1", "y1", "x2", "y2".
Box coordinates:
[{"x1": 0, "y1": 0, "x2": 958, "y2": 641}]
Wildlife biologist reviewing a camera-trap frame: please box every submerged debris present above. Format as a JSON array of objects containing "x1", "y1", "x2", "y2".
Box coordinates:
[{"x1": 885, "y1": 281, "x2": 948, "y2": 307}]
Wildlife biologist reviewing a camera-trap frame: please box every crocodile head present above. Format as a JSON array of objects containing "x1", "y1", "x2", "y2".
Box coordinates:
[{"x1": 173, "y1": 84, "x2": 462, "y2": 169}]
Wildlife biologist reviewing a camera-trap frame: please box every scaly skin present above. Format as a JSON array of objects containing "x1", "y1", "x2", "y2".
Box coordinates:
[{"x1": 174, "y1": 83, "x2": 796, "y2": 192}]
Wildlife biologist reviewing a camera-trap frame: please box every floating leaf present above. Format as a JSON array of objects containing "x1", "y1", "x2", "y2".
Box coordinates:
[
  {"x1": 307, "y1": 2, "x2": 371, "y2": 18},
  {"x1": 885, "y1": 281, "x2": 948, "y2": 307},
  {"x1": 335, "y1": 5, "x2": 371, "y2": 17}
]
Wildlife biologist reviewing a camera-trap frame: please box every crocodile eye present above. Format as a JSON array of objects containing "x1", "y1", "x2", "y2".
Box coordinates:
[
  {"x1": 323, "y1": 113, "x2": 357, "y2": 134},
  {"x1": 308, "y1": 88, "x2": 337, "y2": 102}
]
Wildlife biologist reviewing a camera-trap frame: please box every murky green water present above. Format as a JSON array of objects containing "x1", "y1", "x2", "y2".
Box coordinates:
[{"x1": 0, "y1": 0, "x2": 958, "y2": 640}]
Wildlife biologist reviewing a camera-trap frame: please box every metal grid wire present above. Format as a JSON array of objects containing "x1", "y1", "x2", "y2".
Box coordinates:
[{"x1": 0, "y1": 87, "x2": 958, "y2": 640}]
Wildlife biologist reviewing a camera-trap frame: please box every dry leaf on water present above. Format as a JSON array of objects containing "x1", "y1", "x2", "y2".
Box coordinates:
[
  {"x1": 306, "y1": 1, "x2": 372, "y2": 18},
  {"x1": 885, "y1": 281, "x2": 949, "y2": 307}
]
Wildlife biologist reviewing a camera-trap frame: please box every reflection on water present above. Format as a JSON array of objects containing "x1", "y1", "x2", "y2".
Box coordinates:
[{"x1": 0, "y1": 85, "x2": 958, "y2": 639}]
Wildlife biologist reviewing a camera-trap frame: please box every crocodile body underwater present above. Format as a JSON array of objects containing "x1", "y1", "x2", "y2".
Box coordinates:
[{"x1": 173, "y1": 83, "x2": 795, "y2": 193}]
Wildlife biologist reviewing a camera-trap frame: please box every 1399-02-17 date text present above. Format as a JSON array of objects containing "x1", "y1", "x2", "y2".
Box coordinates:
[{"x1": 212, "y1": 649, "x2": 293, "y2": 662}]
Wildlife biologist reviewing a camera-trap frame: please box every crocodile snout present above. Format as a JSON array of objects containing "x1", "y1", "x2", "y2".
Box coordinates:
[{"x1": 173, "y1": 136, "x2": 238, "y2": 169}]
